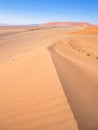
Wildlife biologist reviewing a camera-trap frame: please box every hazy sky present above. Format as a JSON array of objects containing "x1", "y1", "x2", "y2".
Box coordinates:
[{"x1": 0, "y1": 0, "x2": 98, "y2": 25}]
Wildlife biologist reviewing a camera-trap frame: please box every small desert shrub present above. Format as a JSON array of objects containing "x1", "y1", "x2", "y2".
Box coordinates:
[
  {"x1": 86, "y1": 53, "x2": 91, "y2": 57},
  {"x1": 71, "y1": 44, "x2": 76, "y2": 49},
  {"x1": 96, "y1": 56, "x2": 98, "y2": 59},
  {"x1": 77, "y1": 49, "x2": 80, "y2": 51}
]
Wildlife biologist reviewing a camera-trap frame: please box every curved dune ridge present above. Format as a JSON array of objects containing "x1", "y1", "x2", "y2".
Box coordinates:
[
  {"x1": 48, "y1": 42, "x2": 98, "y2": 130},
  {"x1": 72, "y1": 25, "x2": 98, "y2": 35}
]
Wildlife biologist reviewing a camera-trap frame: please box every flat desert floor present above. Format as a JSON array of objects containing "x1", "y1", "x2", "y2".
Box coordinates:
[{"x1": 0, "y1": 26, "x2": 98, "y2": 130}]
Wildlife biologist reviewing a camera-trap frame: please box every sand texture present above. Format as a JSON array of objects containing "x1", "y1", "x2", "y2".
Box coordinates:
[{"x1": 0, "y1": 26, "x2": 98, "y2": 130}]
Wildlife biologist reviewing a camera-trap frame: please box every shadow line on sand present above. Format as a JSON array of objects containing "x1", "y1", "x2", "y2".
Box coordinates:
[{"x1": 48, "y1": 44, "x2": 98, "y2": 130}]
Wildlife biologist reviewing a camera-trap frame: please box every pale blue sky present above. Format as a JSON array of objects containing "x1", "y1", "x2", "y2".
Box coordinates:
[{"x1": 0, "y1": 0, "x2": 98, "y2": 24}]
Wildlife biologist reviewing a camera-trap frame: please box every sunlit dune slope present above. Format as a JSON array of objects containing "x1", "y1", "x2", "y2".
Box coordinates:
[
  {"x1": 72, "y1": 26, "x2": 98, "y2": 35},
  {"x1": 0, "y1": 48, "x2": 78, "y2": 130}
]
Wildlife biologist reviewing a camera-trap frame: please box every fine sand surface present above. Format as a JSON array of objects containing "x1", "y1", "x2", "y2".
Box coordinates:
[
  {"x1": 49, "y1": 42, "x2": 98, "y2": 130},
  {"x1": 0, "y1": 26, "x2": 82, "y2": 62},
  {"x1": 72, "y1": 25, "x2": 98, "y2": 35},
  {"x1": 0, "y1": 48, "x2": 78, "y2": 130},
  {"x1": 0, "y1": 26, "x2": 98, "y2": 130}
]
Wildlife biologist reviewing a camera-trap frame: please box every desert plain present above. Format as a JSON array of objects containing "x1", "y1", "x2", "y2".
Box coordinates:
[{"x1": 0, "y1": 25, "x2": 98, "y2": 130}]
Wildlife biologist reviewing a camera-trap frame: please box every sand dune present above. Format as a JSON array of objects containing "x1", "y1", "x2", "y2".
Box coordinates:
[
  {"x1": 66, "y1": 34, "x2": 98, "y2": 59},
  {"x1": 39, "y1": 21, "x2": 92, "y2": 27},
  {"x1": 49, "y1": 42, "x2": 98, "y2": 130},
  {"x1": 0, "y1": 26, "x2": 98, "y2": 130},
  {"x1": 0, "y1": 48, "x2": 78, "y2": 130},
  {"x1": 0, "y1": 26, "x2": 82, "y2": 62},
  {"x1": 72, "y1": 25, "x2": 98, "y2": 35}
]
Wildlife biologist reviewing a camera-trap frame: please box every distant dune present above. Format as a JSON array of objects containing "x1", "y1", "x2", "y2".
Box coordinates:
[
  {"x1": 72, "y1": 25, "x2": 98, "y2": 35},
  {"x1": 39, "y1": 21, "x2": 93, "y2": 27},
  {"x1": 0, "y1": 21, "x2": 93, "y2": 27}
]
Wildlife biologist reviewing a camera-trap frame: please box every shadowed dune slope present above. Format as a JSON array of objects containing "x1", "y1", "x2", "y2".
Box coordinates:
[{"x1": 48, "y1": 42, "x2": 98, "y2": 130}]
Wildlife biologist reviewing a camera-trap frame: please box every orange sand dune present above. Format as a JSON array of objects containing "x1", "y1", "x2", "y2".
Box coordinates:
[
  {"x1": 73, "y1": 25, "x2": 98, "y2": 35},
  {"x1": 0, "y1": 48, "x2": 78, "y2": 130},
  {"x1": 49, "y1": 42, "x2": 98, "y2": 130},
  {"x1": 0, "y1": 26, "x2": 98, "y2": 130},
  {"x1": 39, "y1": 21, "x2": 92, "y2": 27}
]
